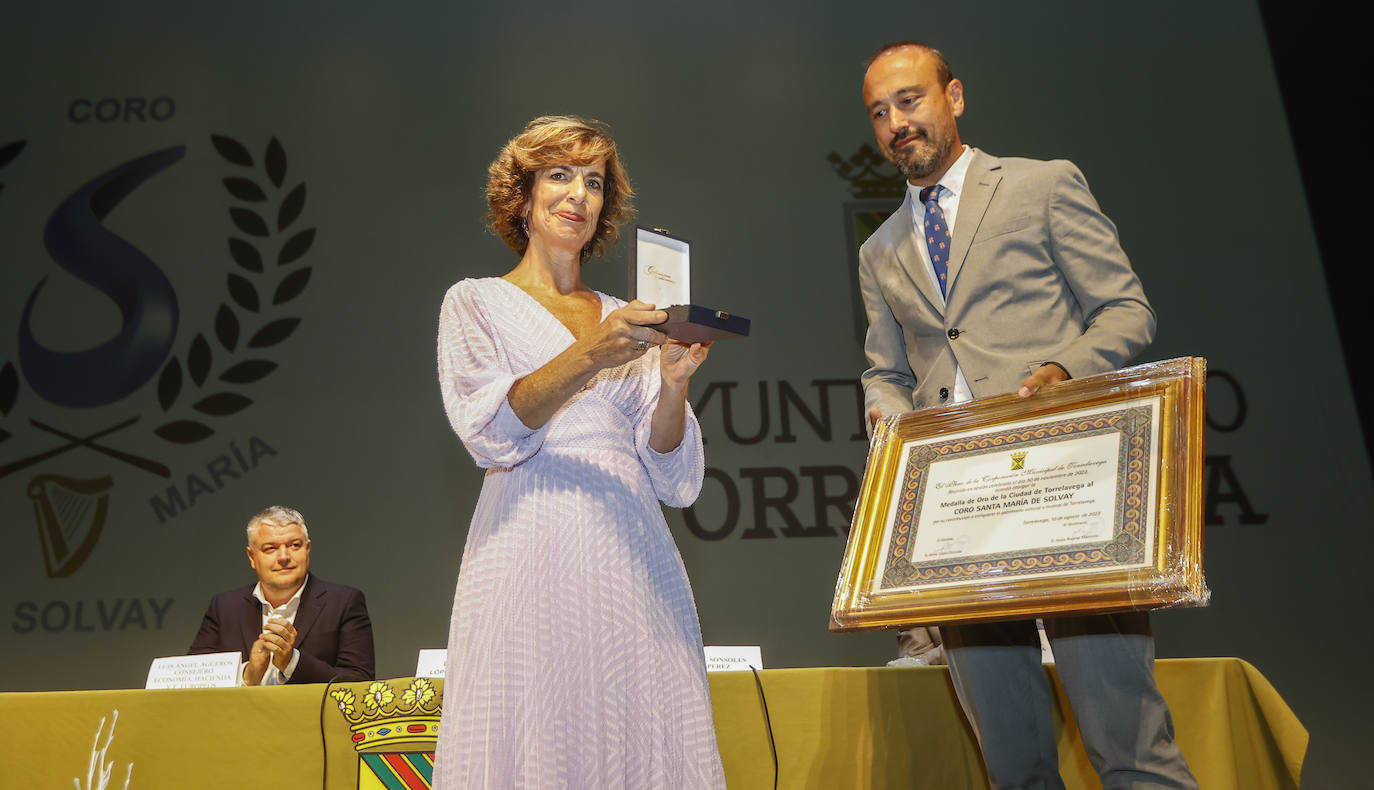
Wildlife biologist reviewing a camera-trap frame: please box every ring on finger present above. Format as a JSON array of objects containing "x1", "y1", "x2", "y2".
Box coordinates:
[{"x1": 636, "y1": 340, "x2": 649, "y2": 350}]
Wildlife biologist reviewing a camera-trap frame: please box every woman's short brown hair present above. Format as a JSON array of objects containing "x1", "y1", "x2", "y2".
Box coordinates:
[{"x1": 486, "y1": 115, "x2": 634, "y2": 261}]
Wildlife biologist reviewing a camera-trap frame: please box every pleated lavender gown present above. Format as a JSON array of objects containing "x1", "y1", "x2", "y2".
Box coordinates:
[{"x1": 433, "y1": 277, "x2": 726, "y2": 790}]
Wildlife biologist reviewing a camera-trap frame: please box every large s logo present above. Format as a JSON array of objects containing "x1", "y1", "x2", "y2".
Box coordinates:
[{"x1": 20, "y1": 146, "x2": 184, "y2": 408}]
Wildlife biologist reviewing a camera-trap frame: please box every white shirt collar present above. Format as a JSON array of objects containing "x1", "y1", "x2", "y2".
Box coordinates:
[
  {"x1": 252, "y1": 574, "x2": 308, "y2": 622},
  {"x1": 906, "y1": 144, "x2": 974, "y2": 203}
]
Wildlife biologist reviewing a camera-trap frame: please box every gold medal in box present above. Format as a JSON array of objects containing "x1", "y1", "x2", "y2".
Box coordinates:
[{"x1": 628, "y1": 227, "x2": 750, "y2": 343}]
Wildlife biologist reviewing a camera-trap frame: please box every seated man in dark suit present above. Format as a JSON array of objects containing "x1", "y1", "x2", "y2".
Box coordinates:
[{"x1": 189, "y1": 505, "x2": 375, "y2": 685}]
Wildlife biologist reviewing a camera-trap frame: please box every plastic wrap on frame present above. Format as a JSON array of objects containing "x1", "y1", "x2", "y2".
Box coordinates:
[{"x1": 831, "y1": 357, "x2": 1210, "y2": 632}]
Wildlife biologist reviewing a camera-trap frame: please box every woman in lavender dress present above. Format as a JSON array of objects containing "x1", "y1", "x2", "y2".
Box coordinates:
[{"x1": 433, "y1": 116, "x2": 725, "y2": 789}]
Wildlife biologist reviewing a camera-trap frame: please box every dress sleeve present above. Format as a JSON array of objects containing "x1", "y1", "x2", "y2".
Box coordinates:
[
  {"x1": 437, "y1": 281, "x2": 550, "y2": 468},
  {"x1": 632, "y1": 349, "x2": 705, "y2": 508}
]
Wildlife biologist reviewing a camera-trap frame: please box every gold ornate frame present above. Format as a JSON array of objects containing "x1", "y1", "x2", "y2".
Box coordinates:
[{"x1": 831, "y1": 357, "x2": 1209, "y2": 632}]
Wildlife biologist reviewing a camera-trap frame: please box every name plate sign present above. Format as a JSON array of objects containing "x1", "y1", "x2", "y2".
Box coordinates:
[
  {"x1": 704, "y1": 645, "x2": 764, "y2": 672},
  {"x1": 832, "y1": 357, "x2": 1210, "y2": 630},
  {"x1": 415, "y1": 648, "x2": 446, "y2": 679},
  {"x1": 146, "y1": 652, "x2": 239, "y2": 689}
]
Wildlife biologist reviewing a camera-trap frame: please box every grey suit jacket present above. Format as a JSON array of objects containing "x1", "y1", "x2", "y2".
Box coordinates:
[{"x1": 858, "y1": 148, "x2": 1155, "y2": 416}]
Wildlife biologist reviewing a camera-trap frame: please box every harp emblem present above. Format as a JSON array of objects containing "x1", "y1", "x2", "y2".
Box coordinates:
[{"x1": 27, "y1": 473, "x2": 112, "y2": 578}]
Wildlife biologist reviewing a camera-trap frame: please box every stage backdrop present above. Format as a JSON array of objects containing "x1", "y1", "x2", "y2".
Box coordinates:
[{"x1": 2, "y1": 2, "x2": 1367, "y2": 787}]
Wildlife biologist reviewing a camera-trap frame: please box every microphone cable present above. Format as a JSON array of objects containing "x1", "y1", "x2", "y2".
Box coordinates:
[
  {"x1": 748, "y1": 666, "x2": 779, "y2": 790},
  {"x1": 317, "y1": 674, "x2": 344, "y2": 790}
]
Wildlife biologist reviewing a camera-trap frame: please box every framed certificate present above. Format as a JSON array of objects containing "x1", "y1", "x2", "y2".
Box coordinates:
[
  {"x1": 830, "y1": 357, "x2": 1210, "y2": 631},
  {"x1": 628, "y1": 226, "x2": 750, "y2": 342}
]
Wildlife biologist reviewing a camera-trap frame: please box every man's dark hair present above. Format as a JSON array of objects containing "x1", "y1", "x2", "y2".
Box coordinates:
[{"x1": 864, "y1": 41, "x2": 954, "y2": 86}]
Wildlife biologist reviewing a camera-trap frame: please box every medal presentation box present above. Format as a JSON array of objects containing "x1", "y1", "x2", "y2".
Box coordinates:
[
  {"x1": 628, "y1": 227, "x2": 750, "y2": 343},
  {"x1": 831, "y1": 357, "x2": 1210, "y2": 631}
]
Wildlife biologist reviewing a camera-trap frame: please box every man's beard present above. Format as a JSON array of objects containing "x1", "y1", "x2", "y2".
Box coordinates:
[{"x1": 888, "y1": 129, "x2": 954, "y2": 181}]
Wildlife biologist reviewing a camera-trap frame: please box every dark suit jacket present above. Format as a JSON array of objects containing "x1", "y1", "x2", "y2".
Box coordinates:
[{"x1": 188, "y1": 574, "x2": 375, "y2": 683}]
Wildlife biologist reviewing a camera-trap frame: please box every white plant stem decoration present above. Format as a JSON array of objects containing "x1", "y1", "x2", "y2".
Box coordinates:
[{"x1": 74, "y1": 709, "x2": 133, "y2": 790}]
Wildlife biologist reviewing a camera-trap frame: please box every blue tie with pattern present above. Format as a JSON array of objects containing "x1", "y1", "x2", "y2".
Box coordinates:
[{"x1": 920, "y1": 184, "x2": 950, "y2": 298}]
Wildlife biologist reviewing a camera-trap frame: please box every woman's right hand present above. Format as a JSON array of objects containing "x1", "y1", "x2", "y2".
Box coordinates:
[
  {"x1": 507, "y1": 301, "x2": 668, "y2": 430},
  {"x1": 578, "y1": 300, "x2": 669, "y2": 369}
]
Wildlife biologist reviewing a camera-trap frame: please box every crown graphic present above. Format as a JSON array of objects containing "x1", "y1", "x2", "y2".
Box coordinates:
[
  {"x1": 828, "y1": 144, "x2": 907, "y2": 199},
  {"x1": 331, "y1": 678, "x2": 442, "y2": 751}
]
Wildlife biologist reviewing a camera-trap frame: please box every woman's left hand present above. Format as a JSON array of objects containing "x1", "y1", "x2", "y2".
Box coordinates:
[
  {"x1": 658, "y1": 340, "x2": 711, "y2": 391},
  {"x1": 648, "y1": 340, "x2": 711, "y2": 453}
]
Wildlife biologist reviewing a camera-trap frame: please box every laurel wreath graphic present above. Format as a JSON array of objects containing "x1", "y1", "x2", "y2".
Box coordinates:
[
  {"x1": 0, "y1": 140, "x2": 27, "y2": 445},
  {"x1": 0, "y1": 363, "x2": 15, "y2": 447},
  {"x1": 152, "y1": 135, "x2": 316, "y2": 443},
  {"x1": 0, "y1": 139, "x2": 24, "y2": 193}
]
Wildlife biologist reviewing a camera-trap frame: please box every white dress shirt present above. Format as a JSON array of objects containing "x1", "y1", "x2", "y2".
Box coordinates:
[
  {"x1": 907, "y1": 144, "x2": 975, "y2": 404},
  {"x1": 238, "y1": 578, "x2": 305, "y2": 686}
]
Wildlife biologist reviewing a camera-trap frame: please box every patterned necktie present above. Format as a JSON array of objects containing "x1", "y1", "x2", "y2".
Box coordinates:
[{"x1": 920, "y1": 184, "x2": 950, "y2": 297}]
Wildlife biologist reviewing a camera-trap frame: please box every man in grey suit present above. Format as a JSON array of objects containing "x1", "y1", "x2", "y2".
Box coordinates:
[{"x1": 857, "y1": 42, "x2": 1197, "y2": 789}]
